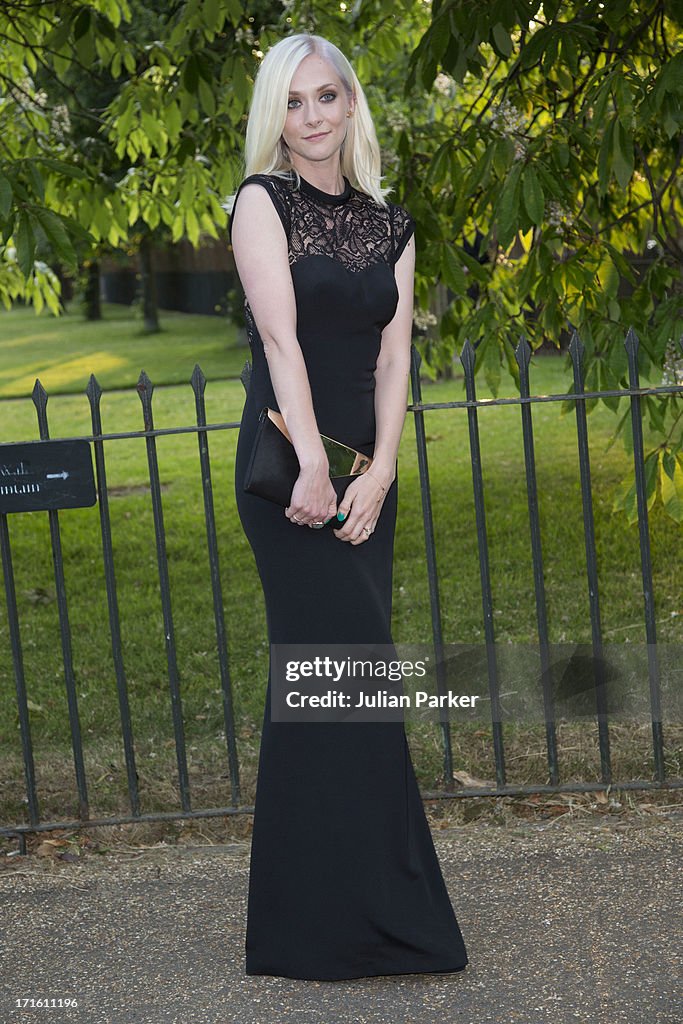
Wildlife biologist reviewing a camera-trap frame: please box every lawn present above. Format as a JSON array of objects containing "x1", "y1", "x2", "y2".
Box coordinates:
[
  {"x1": 0, "y1": 305, "x2": 680, "y2": 827},
  {"x1": 0, "y1": 302, "x2": 248, "y2": 397}
]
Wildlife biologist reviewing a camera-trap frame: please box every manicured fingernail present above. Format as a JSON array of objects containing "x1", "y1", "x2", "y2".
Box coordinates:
[{"x1": 337, "y1": 511, "x2": 347, "y2": 521}]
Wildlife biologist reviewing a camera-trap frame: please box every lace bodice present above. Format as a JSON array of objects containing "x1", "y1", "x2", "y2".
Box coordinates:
[
  {"x1": 228, "y1": 171, "x2": 415, "y2": 346},
  {"x1": 229, "y1": 170, "x2": 415, "y2": 272}
]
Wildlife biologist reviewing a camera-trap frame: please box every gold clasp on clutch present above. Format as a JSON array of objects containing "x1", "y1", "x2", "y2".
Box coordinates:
[{"x1": 266, "y1": 408, "x2": 373, "y2": 479}]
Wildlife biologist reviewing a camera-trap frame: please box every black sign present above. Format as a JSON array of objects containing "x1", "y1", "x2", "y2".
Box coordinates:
[{"x1": 0, "y1": 440, "x2": 96, "y2": 514}]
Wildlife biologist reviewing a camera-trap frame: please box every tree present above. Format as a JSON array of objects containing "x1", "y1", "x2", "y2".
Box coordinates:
[
  {"x1": 0, "y1": 0, "x2": 275, "y2": 321},
  {"x1": 319, "y1": 0, "x2": 683, "y2": 520},
  {"x1": 0, "y1": 0, "x2": 680, "y2": 517}
]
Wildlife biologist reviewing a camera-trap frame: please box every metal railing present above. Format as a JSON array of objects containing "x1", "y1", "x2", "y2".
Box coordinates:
[{"x1": 1, "y1": 326, "x2": 681, "y2": 849}]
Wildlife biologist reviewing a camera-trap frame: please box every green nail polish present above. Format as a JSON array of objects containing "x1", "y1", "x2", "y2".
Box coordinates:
[{"x1": 337, "y1": 511, "x2": 346, "y2": 521}]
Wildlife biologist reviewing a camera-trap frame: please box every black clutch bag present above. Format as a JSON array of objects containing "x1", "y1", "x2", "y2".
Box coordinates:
[{"x1": 243, "y1": 407, "x2": 374, "y2": 510}]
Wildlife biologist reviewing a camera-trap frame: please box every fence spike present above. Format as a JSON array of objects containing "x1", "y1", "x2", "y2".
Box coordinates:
[
  {"x1": 31, "y1": 378, "x2": 48, "y2": 412},
  {"x1": 514, "y1": 335, "x2": 531, "y2": 368},
  {"x1": 459, "y1": 338, "x2": 476, "y2": 375},
  {"x1": 136, "y1": 370, "x2": 154, "y2": 430},
  {"x1": 137, "y1": 369, "x2": 153, "y2": 395},
  {"x1": 623, "y1": 325, "x2": 639, "y2": 357},
  {"x1": 85, "y1": 373, "x2": 103, "y2": 407},
  {"x1": 568, "y1": 329, "x2": 584, "y2": 364},
  {"x1": 191, "y1": 364, "x2": 206, "y2": 395}
]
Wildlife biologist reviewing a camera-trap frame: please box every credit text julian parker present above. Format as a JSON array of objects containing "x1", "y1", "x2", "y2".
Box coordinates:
[{"x1": 285, "y1": 690, "x2": 482, "y2": 709}]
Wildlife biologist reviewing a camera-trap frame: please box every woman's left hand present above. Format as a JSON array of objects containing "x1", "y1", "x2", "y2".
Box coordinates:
[{"x1": 332, "y1": 469, "x2": 393, "y2": 545}]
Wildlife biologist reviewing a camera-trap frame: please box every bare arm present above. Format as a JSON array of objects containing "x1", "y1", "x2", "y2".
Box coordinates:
[
  {"x1": 371, "y1": 232, "x2": 416, "y2": 486},
  {"x1": 230, "y1": 183, "x2": 337, "y2": 524},
  {"x1": 332, "y1": 232, "x2": 415, "y2": 544}
]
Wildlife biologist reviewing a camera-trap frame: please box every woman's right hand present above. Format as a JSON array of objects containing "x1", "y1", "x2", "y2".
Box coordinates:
[{"x1": 285, "y1": 464, "x2": 338, "y2": 528}]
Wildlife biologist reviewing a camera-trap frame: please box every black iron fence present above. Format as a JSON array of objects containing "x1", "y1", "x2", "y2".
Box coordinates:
[{"x1": 1, "y1": 327, "x2": 681, "y2": 849}]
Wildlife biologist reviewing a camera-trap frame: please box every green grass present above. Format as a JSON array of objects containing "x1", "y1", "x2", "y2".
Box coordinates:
[
  {"x1": 0, "y1": 302, "x2": 249, "y2": 397},
  {"x1": 0, "y1": 326, "x2": 681, "y2": 827}
]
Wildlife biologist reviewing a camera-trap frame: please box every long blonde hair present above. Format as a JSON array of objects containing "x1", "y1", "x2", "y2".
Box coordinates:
[{"x1": 228, "y1": 33, "x2": 392, "y2": 210}]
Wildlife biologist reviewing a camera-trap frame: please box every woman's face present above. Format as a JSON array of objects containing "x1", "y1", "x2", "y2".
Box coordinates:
[{"x1": 281, "y1": 55, "x2": 354, "y2": 170}]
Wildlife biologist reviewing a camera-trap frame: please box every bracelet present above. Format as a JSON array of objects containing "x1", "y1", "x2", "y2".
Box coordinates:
[{"x1": 365, "y1": 470, "x2": 387, "y2": 494}]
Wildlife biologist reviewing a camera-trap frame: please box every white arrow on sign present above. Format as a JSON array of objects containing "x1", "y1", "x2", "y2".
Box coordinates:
[{"x1": 46, "y1": 471, "x2": 70, "y2": 480}]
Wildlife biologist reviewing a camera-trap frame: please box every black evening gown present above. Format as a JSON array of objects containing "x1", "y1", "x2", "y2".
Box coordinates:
[{"x1": 228, "y1": 170, "x2": 468, "y2": 981}]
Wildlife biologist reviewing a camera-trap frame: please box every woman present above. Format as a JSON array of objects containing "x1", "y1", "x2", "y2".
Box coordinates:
[{"x1": 228, "y1": 32, "x2": 469, "y2": 981}]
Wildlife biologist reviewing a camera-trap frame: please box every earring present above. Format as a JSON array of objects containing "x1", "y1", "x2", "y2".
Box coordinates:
[{"x1": 347, "y1": 110, "x2": 353, "y2": 117}]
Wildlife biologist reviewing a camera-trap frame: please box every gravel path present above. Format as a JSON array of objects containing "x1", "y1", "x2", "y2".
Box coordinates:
[{"x1": 1, "y1": 810, "x2": 681, "y2": 1024}]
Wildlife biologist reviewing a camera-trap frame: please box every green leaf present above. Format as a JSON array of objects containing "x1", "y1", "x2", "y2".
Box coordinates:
[
  {"x1": 590, "y1": 77, "x2": 612, "y2": 137},
  {"x1": 522, "y1": 165, "x2": 544, "y2": 225},
  {"x1": 183, "y1": 54, "x2": 199, "y2": 93},
  {"x1": 645, "y1": 396, "x2": 667, "y2": 434},
  {"x1": 93, "y1": 10, "x2": 116, "y2": 42},
  {"x1": 74, "y1": 19, "x2": 95, "y2": 66},
  {"x1": 459, "y1": 249, "x2": 488, "y2": 283},
  {"x1": 427, "y1": 12, "x2": 453, "y2": 64},
  {"x1": 0, "y1": 174, "x2": 12, "y2": 218},
  {"x1": 518, "y1": 25, "x2": 550, "y2": 70},
  {"x1": 497, "y1": 163, "x2": 522, "y2": 249},
  {"x1": 32, "y1": 207, "x2": 78, "y2": 267},
  {"x1": 467, "y1": 145, "x2": 495, "y2": 192},
  {"x1": 492, "y1": 136, "x2": 514, "y2": 176},
  {"x1": 612, "y1": 450, "x2": 658, "y2": 524},
  {"x1": 73, "y1": 7, "x2": 91, "y2": 39},
  {"x1": 33, "y1": 157, "x2": 88, "y2": 181},
  {"x1": 483, "y1": 336, "x2": 501, "y2": 396},
  {"x1": 612, "y1": 470, "x2": 638, "y2": 523},
  {"x1": 491, "y1": 23, "x2": 513, "y2": 59},
  {"x1": 597, "y1": 118, "x2": 615, "y2": 196},
  {"x1": 198, "y1": 77, "x2": 216, "y2": 116},
  {"x1": 612, "y1": 120, "x2": 634, "y2": 189},
  {"x1": 561, "y1": 31, "x2": 579, "y2": 75},
  {"x1": 603, "y1": 241, "x2": 637, "y2": 285},
  {"x1": 224, "y1": 0, "x2": 243, "y2": 25},
  {"x1": 644, "y1": 450, "x2": 659, "y2": 511},
  {"x1": 598, "y1": 256, "x2": 620, "y2": 299},
  {"x1": 15, "y1": 210, "x2": 34, "y2": 278},
  {"x1": 602, "y1": 0, "x2": 634, "y2": 31},
  {"x1": 55, "y1": 213, "x2": 97, "y2": 245},
  {"x1": 232, "y1": 61, "x2": 250, "y2": 106},
  {"x1": 25, "y1": 161, "x2": 45, "y2": 202},
  {"x1": 203, "y1": 0, "x2": 222, "y2": 32},
  {"x1": 441, "y1": 244, "x2": 467, "y2": 294},
  {"x1": 659, "y1": 450, "x2": 683, "y2": 523},
  {"x1": 542, "y1": 33, "x2": 559, "y2": 75},
  {"x1": 429, "y1": 141, "x2": 452, "y2": 185}
]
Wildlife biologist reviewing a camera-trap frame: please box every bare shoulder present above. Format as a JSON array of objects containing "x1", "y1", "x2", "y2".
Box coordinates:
[{"x1": 229, "y1": 174, "x2": 291, "y2": 245}]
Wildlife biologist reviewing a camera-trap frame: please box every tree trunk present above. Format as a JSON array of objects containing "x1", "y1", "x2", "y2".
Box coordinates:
[
  {"x1": 432, "y1": 282, "x2": 454, "y2": 380},
  {"x1": 83, "y1": 260, "x2": 101, "y2": 321},
  {"x1": 139, "y1": 234, "x2": 160, "y2": 333}
]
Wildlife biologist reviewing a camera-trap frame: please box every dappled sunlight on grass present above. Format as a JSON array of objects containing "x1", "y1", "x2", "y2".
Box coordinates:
[
  {"x1": 0, "y1": 301, "x2": 246, "y2": 396},
  {"x1": 4, "y1": 352, "x2": 129, "y2": 396}
]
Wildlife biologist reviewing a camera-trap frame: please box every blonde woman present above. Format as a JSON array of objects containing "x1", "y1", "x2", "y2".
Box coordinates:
[{"x1": 228, "y1": 32, "x2": 468, "y2": 981}]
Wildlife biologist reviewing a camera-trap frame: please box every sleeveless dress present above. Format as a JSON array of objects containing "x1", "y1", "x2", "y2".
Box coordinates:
[{"x1": 227, "y1": 169, "x2": 469, "y2": 981}]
